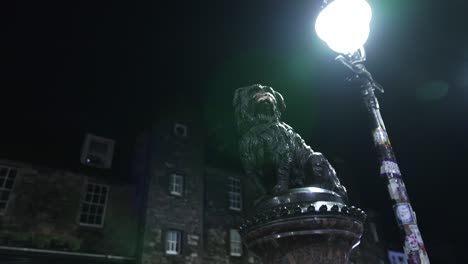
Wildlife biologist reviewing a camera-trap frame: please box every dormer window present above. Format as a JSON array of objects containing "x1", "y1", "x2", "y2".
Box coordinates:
[{"x1": 80, "y1": 134, "x2": 115, "y2": 169}]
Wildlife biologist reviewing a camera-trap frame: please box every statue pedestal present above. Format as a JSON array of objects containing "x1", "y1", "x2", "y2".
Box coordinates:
[{"x1": 241, "y1": 188, "x2": 365, "y2": 264}]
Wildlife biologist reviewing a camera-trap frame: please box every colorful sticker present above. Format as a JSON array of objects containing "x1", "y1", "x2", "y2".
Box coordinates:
[
  {"x1": 407, "y1": 251, "x2": 421, "y2": 264},
  {"x1": 373, "y1": 127, "x2": 389, "y2": 145},
  {"x1": 380, "y1": 160, "x2": 401, "y2": 177},
  {"x1": 394, "y1": 203, "x2": 415, "y2": 225},
  {"x1": 387, "y1": 178, "x2": 409, "y2": 201},
  {"x1": 387, "y1": 179, "x2": 400, "y2": 200},
  {"x1": 399, "y1": 182, "x2": 409, "y2": 201},
  {"x1": 405, "y1": 233, "x2": 420, "y2": 251},
  {"x1": 409, "y1": 225, "x2": 424, "y2": 244}
]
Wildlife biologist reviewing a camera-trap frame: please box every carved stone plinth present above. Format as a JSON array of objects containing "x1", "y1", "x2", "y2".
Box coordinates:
[{"x1": 240, "y1": 188, "x2": 366, "y2": 264}]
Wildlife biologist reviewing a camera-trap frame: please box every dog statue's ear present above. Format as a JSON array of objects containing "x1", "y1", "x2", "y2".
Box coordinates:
[
  {"x1": 274, "y1": 91, "x2": 286, "y2": 113},
  {"x1": 233, "y1": 87, "x2": 243, "y2": 107}
]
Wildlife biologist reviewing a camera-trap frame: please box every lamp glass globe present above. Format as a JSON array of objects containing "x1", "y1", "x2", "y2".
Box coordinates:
[{"x1": 315, "y1": 0, "x2": 372, "y2": 54}]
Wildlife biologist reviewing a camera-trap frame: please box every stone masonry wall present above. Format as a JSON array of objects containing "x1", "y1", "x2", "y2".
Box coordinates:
[
  {"x1": 203, "y1": 168, "x2": 259, "y2": 264},
  {"x1": 0, "y1": 160, "x2": 138, "y2": 257},
  {"x1": 141, "y1": 117, "x2": 204, "y2": 264}
]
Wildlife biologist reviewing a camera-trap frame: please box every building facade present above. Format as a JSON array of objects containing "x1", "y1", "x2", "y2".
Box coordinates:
[
  {"x1": 203, "y1": 167, "x2": 259, "y2": 264},
  {"x1": 0, "y1": 158, "x2": 138, "y2": 264},
  {"x1": 136, "y1": 112, "x2": 259, "y2": 264},
  {"x1": 137, "y1": 114, "x2": 388, "y2": 264},
  {"x1": 137, "y1": 116, "x2": 205, "y2": 264},
  {"x1": 0, "y1": 113, "x2": 390, "y2": 264}
]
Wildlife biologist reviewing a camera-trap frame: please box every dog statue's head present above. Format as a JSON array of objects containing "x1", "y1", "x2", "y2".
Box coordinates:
[{"x1": 233, "y1": 84, "x2": 286, "y2": 132}]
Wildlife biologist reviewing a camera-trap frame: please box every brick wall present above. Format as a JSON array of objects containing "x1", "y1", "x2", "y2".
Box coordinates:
[
  {"x1": 0, "y1": 160, "x2": 138, "y2": 258},
  {"x1": 203, "y1": 168, "x2": 259, "y2": 264},
  {"x1": 140, "y1": 117, "x2": 205, "y2": 264}
]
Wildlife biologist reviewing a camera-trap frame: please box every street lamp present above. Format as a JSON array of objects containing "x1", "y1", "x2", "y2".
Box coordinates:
[{"x1": 315, "y1": 1, "x2": 430, "y2": 263}]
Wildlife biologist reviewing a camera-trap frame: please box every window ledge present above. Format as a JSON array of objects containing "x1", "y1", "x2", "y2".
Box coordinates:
[{"x1": 78, "y1": 223, "x2": 104, "y2": 229}]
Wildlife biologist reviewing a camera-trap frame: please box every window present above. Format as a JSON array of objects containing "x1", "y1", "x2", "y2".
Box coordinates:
[
  {"x1": 228, "y1": 177, "x2": 242, "y2": 211},
  {"x1": 165, "y1": 230, "x2": 182, "y2": 255},
  {"x1": 174, "y1": 123, "x2": 188, "y2": 138},
  {"x1": 369, "y1": 222, "x2": 379, "y2": 242},
  {"x1": 170, "y1": 174, "x2": 184, "y2": 196},
  {"x1": 80, "y1": 134, "x2": 115, "y2": 169},
  {"x1": 0, "y1": 166, "x2": 17, "y2": 214},
  {"x1": 79, "y1": 182, "x2": 109, "y2": 227},
  {"x1": 230, "y1": 229, "x2": 242, "y2": 256}
]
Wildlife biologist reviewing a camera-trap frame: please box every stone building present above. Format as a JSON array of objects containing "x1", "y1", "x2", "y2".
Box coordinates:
[
  {"x1": 0, "y1": 133, "x2": 138, "y2": 264},
  {"x1": 135, "y1": 112, "x2": 259, "y2": 264},
  {"x1": 0, "y1": 113, "x2": 390, "y2": 264},
  {"x1": 136, "y1": 113, "x2": 388, "y2": 264},
  {"x1": 203, "y1": 167, "x2": 259, "y2": 264},
  {"x1": 136, "y1": 116, "x2": 205, "y2": 264}
]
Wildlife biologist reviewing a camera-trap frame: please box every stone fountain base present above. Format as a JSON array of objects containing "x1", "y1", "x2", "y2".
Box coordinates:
[{"x1": 240, "y1": 188, "x2": 366, "y2": 264}]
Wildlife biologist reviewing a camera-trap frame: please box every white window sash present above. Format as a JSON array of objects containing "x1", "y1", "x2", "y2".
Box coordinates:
[
  {"x1": 230, "y1": 229, "x2": 242, "y2": 256},
  {"x1": 166, "y1": 231, "x2": 181, "y2": 255},
  {"x1": 79, "y1": 182, "x2": 109, "y2": 227},
  {"x1": 170, "y1": 174, "x2": 183, "y2": 196},
  {"x1": 0, "y1": 166, "x2": 17, "y2": 214},
  {"x1": 228, "y1": 178, "x2": 242, "y2": 210}
]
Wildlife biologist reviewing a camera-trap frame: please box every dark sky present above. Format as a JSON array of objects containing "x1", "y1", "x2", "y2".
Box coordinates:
[{"x1": 2, "y1": 0, "x2": 468, "y2": 262}]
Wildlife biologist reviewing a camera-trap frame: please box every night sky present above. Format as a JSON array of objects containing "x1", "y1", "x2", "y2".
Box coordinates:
[{"x1": 2, "y1": 0, "x2": 468, "y2": 262}]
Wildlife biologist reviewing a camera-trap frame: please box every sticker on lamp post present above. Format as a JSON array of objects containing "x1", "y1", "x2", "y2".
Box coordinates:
[
  {"x1": 373, "y1": 127, "x2": 389, "y2": 145},
  {"x1": 405, "y1": 232, "x2": 420, "y2": 251},
  {"x1": 380, "y1": 160, "x2": 401, "y2": 178},
  {"x1": 387, "y1": 178, "x2": 400, "y2": 200},
  {"x1": 408, "y1": 225, "x2": 424, "y2": 245},
  {"x1": 394, "y1": 203, "x2": 415, "y2": 225},
  {"x1": 388, "y1": 178, "x2": 409, "y2": 201}
]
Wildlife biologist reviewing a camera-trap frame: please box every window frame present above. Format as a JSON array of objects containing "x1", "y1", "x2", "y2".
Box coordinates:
[
  {"x1": 369, "y1": 222, "x2": 379, "y2": 242},
  {"x1": 165, "y1": 230, "x2": 182, "y2": 255},
  {"x1": 228, "y1": 177, "x2": 242, "y2": 211},
  {"x1": 169, "y1": 173, "x2": 184, "y2": 196},
  {"x1": 80, "y1": 134, "x2": 115, "y2": 169},
  {"x1": 78, "y1": 181, "x2": 110, "y2": 228},
  {"x1": 0, "y1": 166, "x2": 18, "y2": 215},
  {"x1": 229, "y1": 229, "x2": 242, "y2": 257}
]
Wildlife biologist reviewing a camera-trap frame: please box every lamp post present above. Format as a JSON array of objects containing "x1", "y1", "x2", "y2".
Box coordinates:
[{"x1": 315, "y1": 1, "x2": 430, "y2": 263}]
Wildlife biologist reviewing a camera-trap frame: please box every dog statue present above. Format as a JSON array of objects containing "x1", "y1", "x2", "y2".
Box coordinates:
[{"x1": 233, "y1": 84, "x2": 347, "y2": 201}]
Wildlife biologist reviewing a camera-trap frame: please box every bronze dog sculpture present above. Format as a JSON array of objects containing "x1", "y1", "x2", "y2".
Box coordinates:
[{"x1": 234, "y1": 84, "x2": 347, "y2": 201}]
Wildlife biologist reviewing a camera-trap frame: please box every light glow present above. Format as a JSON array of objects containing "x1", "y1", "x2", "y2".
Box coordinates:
[{"x1": 315, "y1": 0, "x2": 372, "y2": 54}]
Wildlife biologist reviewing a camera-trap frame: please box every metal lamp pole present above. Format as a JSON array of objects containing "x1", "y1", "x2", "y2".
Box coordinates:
[
  {"x1": 314, "y1": 0, "x2": 430, "y2": 262},
  {"x1": 336, "y1": 49, "x2": 430, "y2": 264}
]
